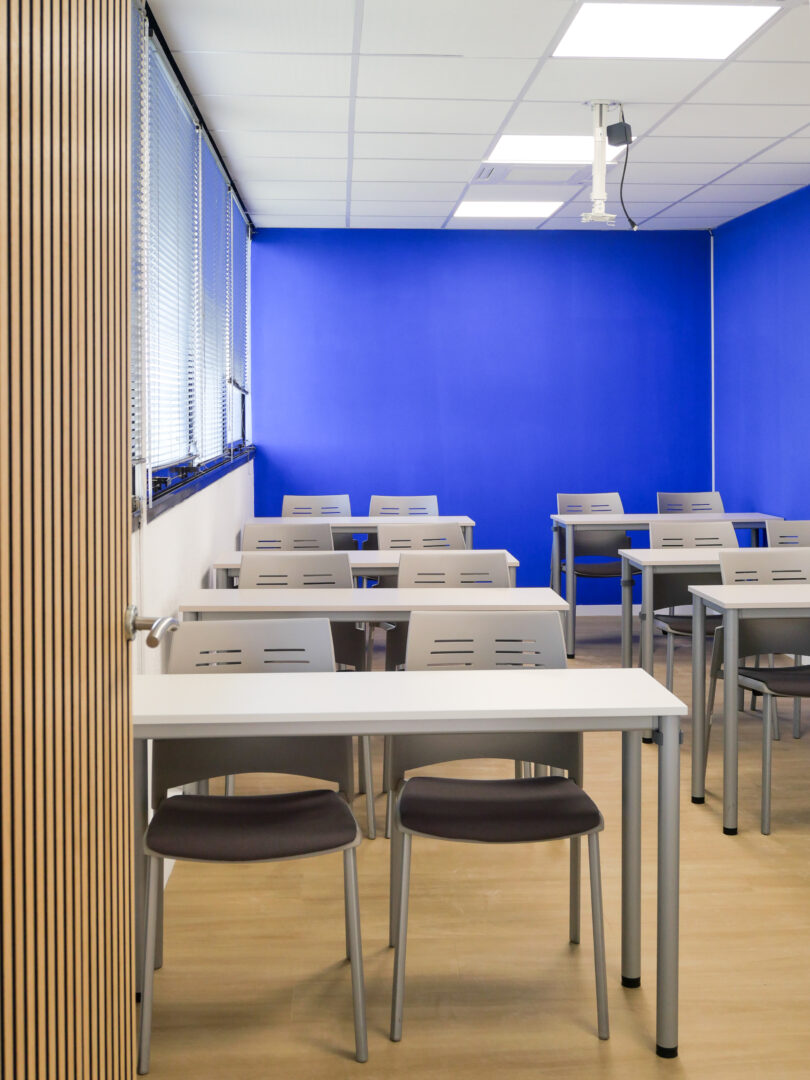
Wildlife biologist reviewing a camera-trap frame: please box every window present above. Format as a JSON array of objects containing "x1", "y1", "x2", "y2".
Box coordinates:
[{"x1": 131, "y1": 3, "x2": 251, "y2": 512}]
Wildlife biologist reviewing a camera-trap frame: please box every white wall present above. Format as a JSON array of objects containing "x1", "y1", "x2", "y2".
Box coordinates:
[{"x1": 131, "y1": 462, "x2": 254, "y2": 673}]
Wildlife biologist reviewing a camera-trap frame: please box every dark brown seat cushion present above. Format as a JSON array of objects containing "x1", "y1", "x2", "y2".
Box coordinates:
[
  {"x1": 655, "y1": 613, "x2": 723, "y2": 637},
  {"x1": 398, "y1": 776, "x2": 601, "y2": 843},
  {"x1": 562, "y1": 561, "x2": 641, "y2": 578},
  {"x1": 146, "y1": 790, "x2": 358, "y2": 862},
  {"x1": 738, "y1": 665, "x2": 810, "y2": 698}
]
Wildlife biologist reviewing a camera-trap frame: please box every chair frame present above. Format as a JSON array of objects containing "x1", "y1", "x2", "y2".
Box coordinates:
[{"x1": 656, "y1": 491, "x2": 725, "y2": 513}]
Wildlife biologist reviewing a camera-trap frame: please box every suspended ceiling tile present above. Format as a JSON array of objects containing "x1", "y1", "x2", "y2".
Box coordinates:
[
  {"x1": 234, "y1": 157, "x2": 348, "y2": 181},
  {"x1": 737, "y1": 5, "x2": 810, "y2": 63},
  {"x1": 351, "y1": 180, "x2": 465, "y2": 200},
  {"x1": 349, "y1": 216, "x2": 449, "y2": 228},
  {"x1": 629, "y1": 135, "x2": 778, "y2": 163},
  {"x1": 601, "y1": 182, "x2": 706, "y2": 201},
  {"x1": 354, "y1": 98, "x2": 510, "y2": 135},
  {"x1": 717, "y1": 161, "x2": 810, "y2": 185},
  {"x1": 352, "y1": 158, "x2": 480, "y2": 182},
  {"x1": 361, "y1": 0, "x2": 570, "y2": 57},
  {"x1": 200, "y1": 96, "x2": 350, "y2": 133},
  {"x1": 526, "y1": 58, "x2": 721, "y2": 105},
  {"x1": 753, "y1": 138, "x2": 810, "y2": 164},
  {"x1": 692, "y1": 62, "x2": 810, "y2": 106},
  {"x1": 247, "y1": 200, "x2": 346, "y2": 215},
  {"x1": 149, "y1": 0, "x2": 356, "y2": 52},
  {"x1": 676, "y1": 181, "x2": 800, "y2": 201},
  {"x1": 635, "y1": 219, "x2": 712, "y2": 229},
  {"x1": 253, "y1": 215, "x2": 348, "y2": 228},
  {"x1": 349, "y1": 200, "x2": 457, "y2": 215},
  {"x1": 505, "y1": 101, "x2": 671, "y2": 137},
  {"x1": 214, "y1": 130, "x2": 349, "y2": 158},
  {"x1": 357, "y1": 56, "x2": 537, "y2": 100},
  {"x1": 618, "y1": 161, "x2": 734, "y2": 185},
  {"x1": 654, "y1": 104, "x2": 810, "y2": 138},
  {"x1": 242, "y1": 180, "x2": 347, "y2": 199},
  {"x1": 353, "y1": 132, "x2": 493, "y2": 159},
  {"x1": 459, "y1": 182, "x2": 580, "y2": 202},
  {"x1": 173, "y1": 51, "x2": 352, "y2": 97},
  {"x1": 491, "y1": 164, "x2": 588, "y2": 183}
]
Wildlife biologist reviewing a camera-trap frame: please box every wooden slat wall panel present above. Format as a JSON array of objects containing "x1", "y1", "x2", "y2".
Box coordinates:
[{"x1": 1, "y1": 1, "x2": 133, "y2": 1077}]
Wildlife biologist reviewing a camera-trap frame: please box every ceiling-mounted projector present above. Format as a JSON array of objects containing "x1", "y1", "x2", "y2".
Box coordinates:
[{"x1": 580, "y1": 101, "x2": 632, "y2": 226}]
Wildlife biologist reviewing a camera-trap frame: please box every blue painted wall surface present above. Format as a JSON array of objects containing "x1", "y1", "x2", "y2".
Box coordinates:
[
  {"x1": 251, "y1": 228, "x2": 711, "y2": 595},
  {"x1": 715, "y1": 186, "x2": 810, "y2": 519}
]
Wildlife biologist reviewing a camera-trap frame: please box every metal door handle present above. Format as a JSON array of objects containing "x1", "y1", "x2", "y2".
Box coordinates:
[{"x1": 125, "y1": 606, "x2": 179, "y2": 648}]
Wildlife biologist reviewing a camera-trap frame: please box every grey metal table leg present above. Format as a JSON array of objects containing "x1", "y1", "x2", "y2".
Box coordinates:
[
  {"x1": 723, "y1": 609, "x2": 740, "y2": 834},
  {"x1": 565, "y1": 523, "x2": 576, "y2": 657},
  {"x1": 215, "y1": 567, "x2": 229, "y2": 588},
  {"x1": 621, "y1": 556, "x2": 633, "y2": 669},
  {"x1": 551, "y1": 524, "x2": 561, "y2": 593},
  {"x1": 691, "y1": 597, "x2": 706, "y2": 803},
  {"x1": 621, "y1": 730, "x2": 642, "y2": 989},
  {"x1": 641, "y1": 565, "x2": 655, "y2": 742},
  {"x1": 134, "y1": 738, "x2": 148, "y2": 997},
  {"x1": 656, "y1": 714, "x2": 680, "y2": 1057}
]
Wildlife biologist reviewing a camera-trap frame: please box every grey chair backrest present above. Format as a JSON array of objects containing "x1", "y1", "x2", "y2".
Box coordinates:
[
  {"x1": 556, "y1": 492, "x2": 626, "y2": 559},
  {"x1": 766, "y1": 520, "x2": 810, "y2": 547},
  {"x1": 368, "y1": 495, "x2": 439, "y2": 516},
  {"x1": 649, "y1": 520, "x2": 738, "y2": 549},
  {"x1": 648, "y1": 520, "x2": 736, "y2": 609},
  {"x1": 657, "y1": 491, "x2": 724, "y2": 513},
  {"x1": 720, "y1": 548, "x2": 810, "y2": 585},
  {"x1": 377, "y1": 523, "x2": 465, "y2": 550},
  {"x1": 396, "y1": 550, "x2": 510, "y2": 588},
  {"x1": 387, "y1": 610, "x2": 580, "y2": 785},
  {"x1": 159, "y1": 618, "x2": 353, "y2": 800},
  {"x1": 241, "y1": 520, "x2": 334, "y2": 551},
  {"x1": 282, "y1": 494, "x2": 351, "y2": 517},
  {"x1": 238, "y1": 551, "x2": 354, "y2": 589}
]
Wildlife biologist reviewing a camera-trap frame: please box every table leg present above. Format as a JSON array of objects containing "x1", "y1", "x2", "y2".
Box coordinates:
[
  {"x1": 621, "y1": 556, "x2": 633, "y2": 668},
  {"x1": 551, "y1": 524, "x2": 561, "y2": 593},
  {"x1": 509, "y1": 564, "x2": 516, "y2": 587},
  {"x1": 565, "y1": 524, "x2": 576, "y2": 657},
  {"x1": 134, "y1": 738, "x2": 148, "y2": 996},
  {"x1": 723, "y1": 609, "x2": 740, "y2": 834},
  {"x1": 641, "y1": 565, "x2": 654, "y2": 677},
  {"x1": 621, "y1": 730, "x2": 642, "y2": 988},
  {"x1": 656, "y1": 714, "x2": 680, "y2": 1057},
  {"x1": 462, "y1": 524, "x2": 473, "y2": 548},
  {"x1": 214, "y1": 567, "x2": 229, "y2": 588},
  {"x1": 691, "y1": 597, "x2": 706, "y2": 803},
  {"x1": 751, "y1": 526, "x2": 760, "y2": 548}
]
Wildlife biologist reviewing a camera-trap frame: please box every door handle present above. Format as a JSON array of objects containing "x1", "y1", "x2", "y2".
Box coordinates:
[{"x1": 125, "y1": 605, "x2": 179, "y2": 648}]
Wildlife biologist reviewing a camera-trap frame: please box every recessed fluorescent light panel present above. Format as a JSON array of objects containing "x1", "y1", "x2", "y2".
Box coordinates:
[
  {"x1": 554, "y1": 3, "x2": 779, "y2": 60},
  {"x1": 488, "y1": 134, "x2": 624, "y2": 165},
  {"x1": 454, "y1": 201, "x2": 563, "y2": 219}
]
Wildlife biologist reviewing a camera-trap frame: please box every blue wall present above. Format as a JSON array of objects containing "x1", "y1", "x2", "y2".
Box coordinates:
[
  {"x1": 251, "y1": 228, "x2": 711, "y2": 595},
  {"x1": 715, "y1": 186, "x2": 810, "y2": 519}
]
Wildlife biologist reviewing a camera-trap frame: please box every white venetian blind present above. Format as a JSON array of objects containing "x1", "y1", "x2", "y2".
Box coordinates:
[
  {"x1": 231, "y1": 199, "x2": 249, "y2": 393},
  {"x1": 198, "y1": 140, "x2": 229, "y2": 462}
]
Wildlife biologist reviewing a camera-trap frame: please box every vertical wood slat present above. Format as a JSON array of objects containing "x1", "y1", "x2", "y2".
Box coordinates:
[{"x1": 1, "y1": 2, "x2": 133, "y2": 1077}]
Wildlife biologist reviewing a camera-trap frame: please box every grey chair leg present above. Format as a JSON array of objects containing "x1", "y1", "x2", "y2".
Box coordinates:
[
  {"x1": 772, "y1": 698, "x2": 781, "y2": 741},
  {"x1": 389, "y1": 820, "x2": 402, "y2": 948},
  {"x1": 385, "y1": 788, "x2": 395, "y2": 841},
  {"x1": 793, "y1": 699, "x2": 802, "y2": 740},
  {"x1": 383, "y1": 736, "x2": 393, "y2": 838},
  {"x1": 587, "y1": 833, "x2": 609, "y2": 1040},
  {"x1": 761, "y1": 695, "x2": 773, "y2": 836},
  {"x1": 665, "y1": 632, "x2": 674, "y2": 692},
  {"x1": 224, "y1": 774, "x2": 235, "y2": 796},
  {"x1": 390, "y1": 830, "x2": 413, "y2": 1042},
  {"x1": 360, "y1": 736, "x2": 376, "y2": 838},
  {"x1": 137, "y1": 855, "x2": 161, "y2": 1075},
  {"x1": 534, "y1": 763, "x2": 549, "y2": 777},
  {"x1": 343, "y1": 848, "x2": 368, "y2": 1063},
  {"x1": 569, "y1": 836, "x2": 581, "y2": 944}
]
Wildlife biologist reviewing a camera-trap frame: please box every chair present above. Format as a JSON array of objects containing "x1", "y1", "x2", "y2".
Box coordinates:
[
  {"x1": 657, "y1": 491, "x2": 724, "y2": 513},
  {"x1": 387, "y1": 610, "x2": 608, "y2": 1045},
  {"x1": 706, "y1": 548, "x2": 810, "y2": 832},
  {"x1": 377, "y1": 522, "x2": 465, "y2": 549},
  {"x1": 241, "y1": 520, "x2": 334, "y2": 551},
  {"x1": 646, "y1": 520, "x2": 738, "y2": 690},
  {"x1": 281, "y1": 494, "x2": 355, "y2": 549},
  {"x1": 369, "y1": 495, "x2": 439, "y2": 516},
  {"x1": 138, "y1": 618, "x2": 367, "y2": 1072},
  {"x1": 238, "y1": 552, "x2": 375, "y2": 836},
  {"x1": 555, "y1": 493, "x2": 636, "y2": 652},
  {"x1": 766, "y1": 520, "x2": 810, "y2": 547}
]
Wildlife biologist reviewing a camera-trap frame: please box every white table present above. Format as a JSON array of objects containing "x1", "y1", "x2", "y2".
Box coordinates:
[
  {"x1": 551, "y1": 512, "x2": 782, "y2": 656},
  {"x1": 212, "y1": 549, "x2": 519, "y2": 589},
  {"x1": 619, "y1": 548, "x2": 725, "y2": 676},
  {"x1": 248, "y1": 515, "x2": 476, "y2": 547},
  {"x1": 179, "y1": 587, "x2": 564, "y2": 623},
  {"x1": 689, "y1": 583, "x2": 810, "y2": 833},
  {"x1": 133, "y1": 667, "x2": 687, "y2": 1057}
]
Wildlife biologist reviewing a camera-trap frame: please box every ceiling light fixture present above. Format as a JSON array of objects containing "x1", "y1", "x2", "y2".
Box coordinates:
[
  {"x1": 487, "y1": 134, "x2": 624, "y2": 166},
  {"x1": 554, "y1": 3, "x2": 779, "y2": 61},
  {"x1": 454, "y1": 201, "x2": 564, "y2": 219}
]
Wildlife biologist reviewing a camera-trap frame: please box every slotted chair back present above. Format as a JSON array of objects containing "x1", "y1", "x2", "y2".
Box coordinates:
[
  {"x1": 766, "y1": 520, "x2": 810, "y2": 548},
  {"x1": 238, "y1": 551, "x2": 354, "y2": 589},
  {"x1": 242, "y1": 521, "x2": 334, "y2": 551},
  {"x1": 720, "y1": 548, "x2": 810, "y2": 585},
  {"x1": 396, "y1": 550, "x2": 510, "y2": 588},
  {"x1": 282, "y1": 494, "x2": 351, "y2": 517},
  {"x1": 377, "y1": 523, "x2": 465, "y2": 549},
  {"x1": 368, "y1": 495, "x2": 439, "y2": 516},
  {"x1": 657, "y1": 491, "x2": 724, "y2": 513}
]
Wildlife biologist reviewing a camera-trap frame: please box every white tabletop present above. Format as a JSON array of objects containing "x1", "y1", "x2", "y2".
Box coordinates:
[
  {"x1": 133, "y1": 667, "x2": 686, "y2": 739},
  {"x1": 689, "y1": 583, "x2": 810, "y2": 610},
  {"x1": 552, "y1": 511, "x2": 781, "y2": 527},
  {"x1": 216, "y1": 549, "x2": 519, "y2": 571},
  {"x1": 180, "y1": 586, "x2": 565, "y2": 618},
  {"x1": 248, "y1": 515, "x2": 475, "y2": 528},
  {"x1": 619, "y1": 547, "x2": 727, "y2": 568}
]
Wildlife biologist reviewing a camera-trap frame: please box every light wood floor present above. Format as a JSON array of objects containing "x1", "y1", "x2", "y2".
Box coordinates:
[{"x1": 146, "y1": 618, "x2": 810, "y2": 1079}]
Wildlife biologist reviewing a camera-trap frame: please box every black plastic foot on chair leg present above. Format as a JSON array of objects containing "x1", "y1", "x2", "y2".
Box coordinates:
[
  {"x1": 723, "y1": 826, "x2": 738, "y2": 836},
  {"x1": 691, "y1": 795, "x2": 705, "y2": 804},
  {"x1": 642, "y1": 736, "x2": 653, "y2": 744},
  {"x1": 621, "y1": 975, "x2": 641, "y2": 988},
  {"x1": 656, "y1": 1045, "x2": 678, "y2": 1058}
]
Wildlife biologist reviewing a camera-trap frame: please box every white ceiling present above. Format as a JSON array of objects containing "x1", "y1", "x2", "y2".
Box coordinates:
[{"x1": 150, "y1": 0, "x2": 810, "y2": 230}]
